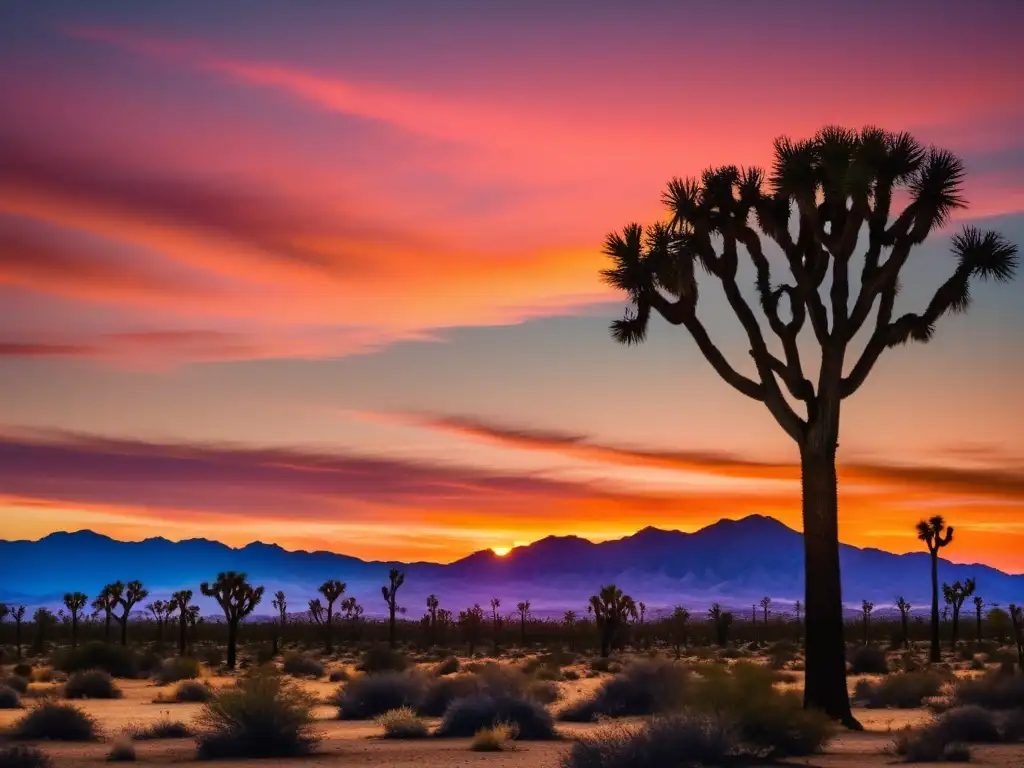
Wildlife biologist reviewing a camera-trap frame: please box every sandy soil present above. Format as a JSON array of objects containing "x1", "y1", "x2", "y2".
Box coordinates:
[{"x1": 3, "y1": 665, "x2": 1022, "y2": 767}]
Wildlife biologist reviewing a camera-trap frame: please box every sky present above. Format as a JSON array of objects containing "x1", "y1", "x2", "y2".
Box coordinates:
[{"x1": 1, "y1": 0, "x2": 1022, "y2": 571}]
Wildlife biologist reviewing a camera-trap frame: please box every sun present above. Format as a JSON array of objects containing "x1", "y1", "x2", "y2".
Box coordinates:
[{"x1": 491, "y1": 546, "x2": 511, "y2": 557}]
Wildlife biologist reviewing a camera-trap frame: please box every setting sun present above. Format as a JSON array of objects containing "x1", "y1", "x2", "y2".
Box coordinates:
[{"x1": 491, "y1": 546, "x2": 511, "y2": 556}]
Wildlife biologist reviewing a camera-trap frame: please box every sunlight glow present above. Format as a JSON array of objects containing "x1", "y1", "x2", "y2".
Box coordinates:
[{"x1": 491, "y1": 546, "x2": 511, "y2": 556}]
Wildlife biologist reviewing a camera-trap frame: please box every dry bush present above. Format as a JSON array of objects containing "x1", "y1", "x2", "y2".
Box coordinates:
[
  {"x1": 559, "y1": 659, "x2": 691, "y2": 721},
  {"x1": 128, "y1": 718, "x2": 193, "y2": 740},
  {"x1": 0, "y1": 745, "x2": 52, "y2": 768},
  {"x1": 471, "y1": 723, "x2": 519, "y2": 752},
  {"x1": 9, "y1": 702, "x2": 99, "y2": 741},
  {"x1": 853, "y1": 671, "x2": 945, "y2": 709},
  {"x1": 0, "y1": 685, "x2": 21, "y2": 709},
  {"x1": 106, "y1": 739, "x2": 136, "y2": 762},
  {"x1": 281, "y1": 652, "x2": 325, "y2": 679},
  {"x1": 849, "y1": 645, "x2": 889, "y2": 674},
  {"x1": 333, "y1": 671, "x2": 425, "y2": 719},
  {"x1": 436, "y1": 693, "x2": 556, "y2": 740},
  {"x1": 154, "y1": 657, "x2": 200, "y2": 685},
  {"x1": 377, "y1": 707, "x2": 429, "y2": 738},
  {"x1": 64, "y1": 670, "x2": 122, "y2": 700}
]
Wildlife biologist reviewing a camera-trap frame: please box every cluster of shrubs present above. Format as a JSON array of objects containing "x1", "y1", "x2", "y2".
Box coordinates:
[
  {"x1": 281, "y1": 652, "x2": 326, "y2": 679},
  {"x1": 155, "y1": 680, "x2": 213, "y2": 703},
  {"x1": 52, "y1": 642, "x2": 145, "y2": 679},
  {"x1": 852, "y1": 671, "x2": 945, "y2": 709},
  {"x1": 849, "y1": 645, "x2": 889, "y2": 675},
  {"x1": 154, "y1": 656, "x2": 200, "y2": 685},
  {"x1": 63, "y1": 669, "x2": 122, "y2": 700},
  {"x1": 0, "y1": 745, "x2": 53, "y2": 768},
  {"x1": 559, "y1": 659, "x2": 690, "y2": 721},
  {"x1": 8, "y1": 701, "x2": 99, "y2": 741}
]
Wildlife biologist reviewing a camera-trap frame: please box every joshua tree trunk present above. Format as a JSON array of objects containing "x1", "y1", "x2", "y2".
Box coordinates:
[
  {"x1": 901, "y1": 613, "x2": 909, "y2": 650},
  {"x1": 226, "y1": 622, "x2": 238, "y2": 670},
  {"x1": 976, "y1": 606, "x2": 983, "y2": 643},
  {"x1": 388, "y1": 607, "x2": 397, "y2": 649},
  {"x1": 799, "y1": 414, "x2": 857, "y2": 728},
  {"x1": 104, "y1": 613, "x2": 111, "y2": 643},
  {"x1": 929, "y1": 552, "x2": 940, "y2": 663},
  {"x1": 120, "y1": 617, "x2": 128, "y2": 646},
  {"x1": 178, "y1": 615, "x2": 188, "y2": 656},
  {"x1": 950, "y1": 607, "x2": 960, "y2": 649},
  {"x1": 14, "y1": 616, "x2": 23, "y2": 659},
  {"x1": 71, "y1": 614, "x2": 79, "y2": 649},
  {"x1": 599, "y1": 624, "x2": 612, "y2": 658}
]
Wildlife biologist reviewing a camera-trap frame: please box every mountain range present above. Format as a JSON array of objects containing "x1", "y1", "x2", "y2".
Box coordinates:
[{"x1": 2, "y1": 516, "x2": 1021, "y2": 617}]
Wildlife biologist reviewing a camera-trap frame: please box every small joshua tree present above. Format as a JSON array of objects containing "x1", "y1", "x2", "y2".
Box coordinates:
[
  {"x1": 63, "y1": 592, "x2": 88, "y2": 649},
  {"x1": 794, "y1": 599, "x2": 803, "y2": 644},
  {"x1": 459, "y1": 604, "x2": 484, "y2": 656},
  {"x1": 12, "y1": 605, "x2": 25, "y2": 658},
  {"x1": 669, "y1": 606, "x2": 690, "y2": 659},
  {"x1": 317, "y1": 580, "x2": 346, "y2": 653},
  {"x1": 169, "y1": 590, "x2": 193, "y2": 657},
  {"x1": 381, "y1": 569, "x2": 404, "y2": 649},
  {"x1": 895, "y1": 597, "x2": 912, "y2": 650},
  {"x1": 92, "y1": 584, "x2": 120, "y2": 643},
  {"x1": 942, "y1": 578, "x2": 975, "y2": 649},
  {"x1": 917, "y1": 516, "x2": 955, "y2": 663},
  {"x1": 516, "y1": 601, "x2": 531, "y2": 646},
  {"x1": 489, "y1": 598, "x2": 502, "y2": 654},
  {"x1": 341, "y1": 597, "x2": 363, "y2": 642},
  {"x1": 201, "y1": 572, "x2": 264, "y2": 669},
  {"x1": 588, "y1": 584, "x2": 637, "y2": 657},
  {"x1": 973, "y1": 596, "x2": 985, "y2": 643},
  {"x1": 563, "y1": 610, "x2": 577, "y2": 652},
  {"x1": 115, "y1": 580, "x2": 148, "y2": 646},
  {"x1": 760, "y1": 596, "x2": 772, "y2": 626},
  {"x1": 861, "y1": 601, "x2": 874, "y2": 645},
  {"x1": 708, "y1": 603, "x2": 733, "y2": 647},
  {"x1": 146, "y1": 600, "x2": 167, "y2": 645},
  {"x1": 426, "y1": 594, "x2": 440, "y2": 645},
  {"x1": 272, "y1": 591, "x2": 287, "y2": 655}
]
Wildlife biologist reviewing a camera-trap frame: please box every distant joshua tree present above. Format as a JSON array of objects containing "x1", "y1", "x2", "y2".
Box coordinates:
[
  {"x1": 490, "y1": 598, "x2": 502, "y2": 654},
  {"x1": 459, "y1": 604, "x2": 485, "y2": 656},
  {"x1": 201, "y1": 572, "x2": 264, "y2": 670},
  {"x1": 588, "y1": 585, "x2": 637, "y2": 657},
  {"x1": 942, "y1": 578, "x2": 976, "y2": 649},
  {"x1": 12, "y1": 606, "x2": 25, "y2": 659},
  {"x1": 272, "y1": 591, "x2": 286, "y2": 655},
  {"x1": 146, "y1": 600, "x2": 168, "y2": 645},
  {"x1": 708, "y1": 603, "x2": 733, "y2": 647},
  {"x1": 563, "y1": 610, "x2": 578, "y2": 652},
  {"x1": 861, "y1": 601, "x2": 874, "y2": 646},
  {"x1": 381, "y1": 569, "x2": 405, "y2": 649},
  {"x1": 341, "y1": 597, "x2": 363, "y2": 642},
  {"x1": 516, "y1": 601, "x2": 531, "y2": 646},
  {"x1": 169, "y1": 590, "x2": 193, "y2": 657},
  {"x1": 760, "y1": 596, "x2": 772, "y2": 626},
  {"x1": 895, "y1": 597, "x2": 912, "y2": 650},
  {"x1": 669, "y1": 606, "x2": 690, "y2": 659},
  {"x1": 600, "y1": 125, "x2": 1018, "y2": 726},
  {"x1": 973, "y1": 596, "x2": 985, "y2": 643},
  {"x1": 794, "y1": 599, "x2": 804, "y2": 643},
  {"x1": 311, "y1": 579, "x2": 346, "y2": 653},
  {"x1": 63, "y1": 592, "x2": 88, "y2": 649},
  {"x1": 917, "y1": 516, "x2": 955, "y2": 663},
  {"x1": 31, "y1": 607, "x2": 55, "y2": 654},
  {"x1": 426, "y1": 594, "x2": 440, "y2": 644},
  {"x1": 92, "y1": 584, "x2": 120, "y2": 643}
]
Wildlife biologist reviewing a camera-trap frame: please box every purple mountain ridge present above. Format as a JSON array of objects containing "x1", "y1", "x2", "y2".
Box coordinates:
[{"x1": 2, "y1": 515, "x2": 1020, "y2": 618}]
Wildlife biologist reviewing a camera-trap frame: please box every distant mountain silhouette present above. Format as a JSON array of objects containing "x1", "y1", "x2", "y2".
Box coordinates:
[{"x1": 3, "y1": 515, "x2": 1020, "y2": 616}]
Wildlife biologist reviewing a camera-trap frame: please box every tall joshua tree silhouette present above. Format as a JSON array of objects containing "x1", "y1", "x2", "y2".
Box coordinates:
[
  {"x1": 861, "y1": 601, "x2": 874, "y2": 645},
  {"x1": 115, "y1": 581, "x2": 148, "y2": 646},
  {"x1": 63, "y1": 592, "x2": 88, "y2": 649},
  {"x1": 601, "y1": 126, "x2": 1018, "y2": 726},
  {"x1": 563, "y1": 610, "x2": 577, "y2": 652},
  {"x1": 311, "y1": 580, "x2": 346, "y2": 653},
  {"x1": 943, "y1": 578, "x2": 976, "y2": 649},
  {"x1": 490, "y1": 598, "x2": 502, "y2": 654},
  {"x1": 708, "y1": 603, "x2": 733, "y2": 647},
  {"x1": 973, "y1": 596, "x2": 985, "y2": 643},
  {"x1": 272, "y1": 591, "x2": 287, "y2": 655},
  {"x1": 760, "y1": 596, "x2": 772, "y2": 626},
  {"x1": 169, "y1": 590, "x2": 193, "y2": 657},
  {"x1": 516, "y1": 601, "x2": 531, "y2": 646},
  {"x1": 917, "y1": 516, "x2": 955, "y2": 662},
  {"x1": 895, "y1": 597, "x2": 912, "y2": 650},
  {"x1": 588, "y1": 585, "x2": 637, "y2": 658},
  {"x1": 12, "y1": 606, "x2": 25, "y2": 659},
  {"x1": 382, "y1": 569, "x2": 405, "y2": 649},
  {"x1": 146, "y1": 600, "x2": 167, "y2": 645},
  {"x1": 92, "y1": 584, "x2": 119, "y2": 643},
  {"x1": 201, "y1": 572, "x2": 264, "y2": 669}
]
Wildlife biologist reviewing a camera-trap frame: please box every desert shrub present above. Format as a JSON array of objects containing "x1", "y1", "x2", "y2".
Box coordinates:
[
  {"x1": 10, "y1": 701, "x2": 98, "y2": 741},
  {"x1": 0, "y1": 685, "x2": 21, "y2": 709},
  {"x1": 934, "y1": 706, "x2": 1002, "y2": 743},
  {"x1": 434, "y1": 656, "x2": 460, "y2": 676},
  {"x1": 529, "y1": 679, "x2": 561, "y2": 704},
  {"x1": 195, "y1": 671, "x2": 319, "y2": 759},
  {"x1": 589, "y1": 657, "x2": 615, "y2": 673},
  {"x1": 328, "y1": 667, "x2": 350, "y2": 683},
  {"x1": 471, "y1": 723, "x2": 519, "y2": 752},
  {"x1": 435, "y1": 693, "x2": 556, "y2": 739},
  {"x1": 377, "y1": 707, "x2": 429, "y2": 739},
  {"x1": 768, "y1": 640, "x2": 798, "y2": 669},
  {"x1": 165, "y1": 680, "x2": 213, "y2": 703},
  {"x1": 719, "y1": 647, "x2": 747, "y2": 659},
  {"x1": 334, "y1": 671, "x2": 425, "y2": 719},
  {"x1": 12, "y1": 664, "x2": 32, "y2": 678},
  {"x1": 952, "y1": 671, "x2": 1024, "y2": 710},
  {"x1": 357, "y1": 644, "x2": 408, "y2": 674},
  {"x1": 0, "y1": 745, "x2": 52, "y2": 768},
  {"x1": 561, "y1": 712, "x2": 748, "y2": 768},
  {"x1": 893, "y1": 725, "x2": 971, "y2": 763},
  {"x1": 850, "y1": 645, "x2": 889, "y2": 674},
  {"x1": 106, "y1": 739, "x2": 136, "y2": 762},
  {"x1": 3, "y1": 675, "x2": 29, "y2": 694},
  {"x1": 31, "y1": 668, "x2": 54, "y2": 683},
  {"x1": 154, "y1": 656, "x2": 200, "y2": 685},
  {"x1": 536, "y1": 666, "x2": 564, "y2": 682},
  {"x1": 281, "y1": 652, "x2": 325, "y2": 679},
  {"x1": 417, "y1": 674, "x2": 481, "y2": 717},
  {"x1": 559, "y1": 659, "x2": 691, "y2": 721},
  {"x1": 564, "y1": 669, "x2": 581, "y2": 681},
  {"x1": 198, "y1": 645, "x2": 223, "y2": 668},
  {"x1": 854, "y1": 671, "x2": 945, "y2": 709},
  {"x1": 64, "y1": 670, "x2": 122, "y2": 700},
  {"x1": 130, "y1": 719, "x2": 193, "y2": 740},
  {"x1": 52, "y1": 643, "x2": 139, "y2": 679},
  {"x1": 1000, "y1": 709, "x2": 1024, "y2": 742}
]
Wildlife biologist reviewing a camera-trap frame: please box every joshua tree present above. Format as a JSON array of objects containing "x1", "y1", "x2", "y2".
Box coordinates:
[
  {"x1": 146, "y1": 600, "x2": 168, "y2": 645},
  {"x1": 601, "y1": 126, "x2": 1018, "y2": 726},
  {"x1": 895, "y1": 597, "x2": 912, "y2": 650},
  {"x1": 308, "y1": 579, "x2": 346, "y2": 653},
  {"x1": 973, "y1": 596, "x2": 985, "y2": 643},
  {"x1": 381, "y1": 568, "x2": 405, "y2": 649},
  {"x1": 63, "y1": 592, "x2": 88, "y2": 649},
  {"x1": 271, "y1": 591, "x2": 286, "y2": 654},
  {"x1": 341, "y1": 597, "x2": 363, "y2": 642},
  {"x1": 760, "y1": 596, "x2": 772, "y2": 626},
  {"x1": 708, "y1": 603, "x2": 733, "y2": 647},
  {"x1": 459, "y1": 604, "x2": 485, "y2": 656},
  {"x1": 669, "y1": 606, "x2": 690, "y2": 659},
  {"x1": 201, "y1": 572, "x2": 264, "y2": 670},
  {"x1": 588, "y1": 585, "x2": 637, "y2": 657},
  {"x1": 12, "y1": 606, "x2": 25, "y2": 658},
  {"x1": 113, "y1": 580, "x2": 148, "y2": 646},
  {"x1": 861, "y1": 600, "x2": 874, "y2": 645},
  {"x1": 186, "y1": 605, "x2": 201, "y2": 646},
  {"x1": 31, "y1": 607, "x2": 55, "y2": 654},
  {"x1": 516, "y1": 601, "x2": 531, "y2": 646},
  {"x1": 917, "y1": 516, "x2": 955, "y2": 663},
  {"x1": 563, "y1": 610, "x2": 578, "y2": 652},
  {"x1": 942, "y1": 578, "x2": 976, "y2": 649},
  {"x1": 489, "y1": 598, "x2": 502, "y2": 653},
  {"x1": 426, "y1": 594, "x2": 440, "y2": 644},
  {"x1": 169, "y1": 590, "x2": 193, "y2": 657},
  {"x1": 794, "y1": 599, "x2": 804, "y2": 643},
  {"x1": 92, "y1": 584, "x2": 120, "y2": 643},
  {"x1": 987, "y1": 607, "x2": 1009, "y2": 645}
]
